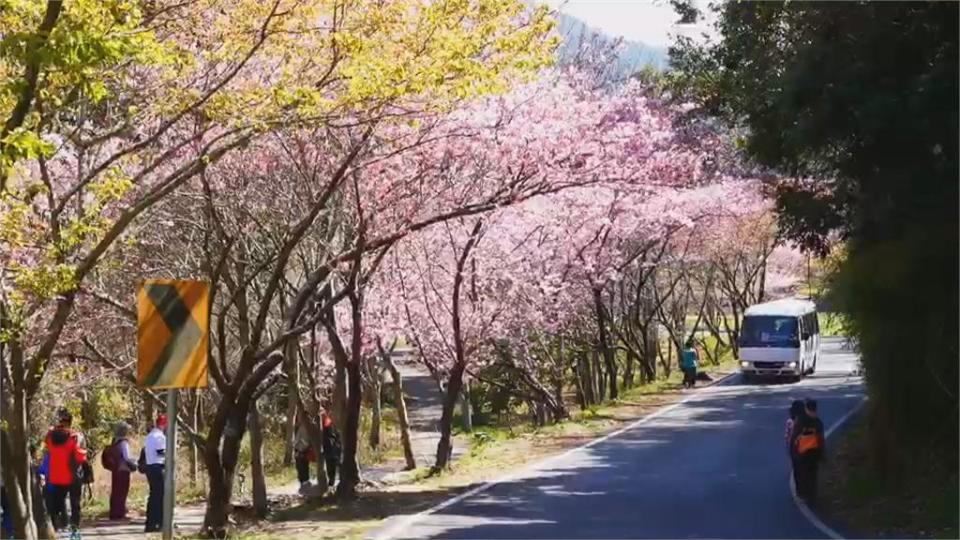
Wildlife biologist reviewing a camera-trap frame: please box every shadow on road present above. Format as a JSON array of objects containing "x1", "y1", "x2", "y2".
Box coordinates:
[{"x1": 379, "y1": 376, "x2": 863, "y2": 539}]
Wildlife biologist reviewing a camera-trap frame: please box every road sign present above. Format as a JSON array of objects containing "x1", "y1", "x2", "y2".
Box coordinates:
[{"x1": 137, "y1": 280, "x2": 209, "y2": 389}]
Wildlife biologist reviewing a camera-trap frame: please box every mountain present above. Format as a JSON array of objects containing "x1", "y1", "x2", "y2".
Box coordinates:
[{"x1": 555, "y1": 12, "x2": 669, "y2": 73}]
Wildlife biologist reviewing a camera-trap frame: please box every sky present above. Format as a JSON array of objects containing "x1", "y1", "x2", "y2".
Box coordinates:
[{"x1": 539, "y1": 0, "x2": 715, "y2": 47}]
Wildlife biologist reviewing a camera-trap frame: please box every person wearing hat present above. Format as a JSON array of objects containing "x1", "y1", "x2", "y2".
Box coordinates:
[
  {"x1": 44, "y1": 408, "x2": 87, "y2": 539},
  {"x1": 144, "y1": 414, "x2": 168, "y2": 533},
  {"x1": 105, "y1": 422, "x2": 137, "y2": 520}
]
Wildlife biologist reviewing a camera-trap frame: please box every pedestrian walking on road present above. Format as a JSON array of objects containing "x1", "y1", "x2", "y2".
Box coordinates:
[
  {"x1": 103, "y1": 422, "x2": 137, "y2": 520},
  {"x1": 144, "y1": 415, "x2": 168, "y2": 533},
  {"x1": 44, "y1": 408, "x2": 87, "y2": 540},
  {"x1": 791, "y1": 398, "x2": 826, "y2": 504},
  {"x1": 680, "y1": 339, "x2": 699, "y2": 389}
]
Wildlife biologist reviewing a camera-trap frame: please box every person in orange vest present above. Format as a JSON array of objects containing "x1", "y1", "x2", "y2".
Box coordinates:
[
  {"x1": 44, "y1": 408, "x2": 87, "y2": 539},
  {"x1": 790, "y1": 398, "x2": 826, "y2": 503}
]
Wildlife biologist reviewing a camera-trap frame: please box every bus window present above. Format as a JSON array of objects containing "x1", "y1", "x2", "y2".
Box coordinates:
[{"x1": 740, "y1": 316, "x2": 799, "y2": 348}]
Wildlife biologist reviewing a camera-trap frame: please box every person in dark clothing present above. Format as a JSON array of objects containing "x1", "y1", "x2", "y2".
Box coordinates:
[
  {"x1": 321, "y1": 413, "x2": 341, "y2": 488},
  {"x1": 786, "y1": 400, "x2": 806, "y2": 493},
  {"x1": 293, "y1": 421, "x2": 313, "y2": 491},
  {"x1": 44, "y1": 409, "x2": 87, "y2": 540},
  {"x1": 143, "y1": 414, "x2": 167, "y2": 533},
  {"x1": 791, "y1": 398, "x2": 826, "y2": 503}
]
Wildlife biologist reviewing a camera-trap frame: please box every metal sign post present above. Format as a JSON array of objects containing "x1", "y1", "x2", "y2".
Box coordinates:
[{"x1": 162, "y1": 390, "x2": 178, "y2": 540}]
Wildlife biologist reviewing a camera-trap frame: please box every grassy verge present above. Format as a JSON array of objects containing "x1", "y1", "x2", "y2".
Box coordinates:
[
  {"x1": 818, "y1": 312, "x2": 849, "y2": 337},
  {"x1": 820, "y1": 416, "x2": 959, "y2": 539},
  {"x1": 234, "y1": 359, "x2": 738, "y2": 540}
]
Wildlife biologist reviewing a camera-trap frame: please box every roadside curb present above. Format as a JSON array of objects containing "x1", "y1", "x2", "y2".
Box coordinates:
[
  {"x1": 369, "y1": 370, "x2": 742, "y2": 540},
  {"x1": 790, "y1": 397, "x2": 868, "y2": 540}
]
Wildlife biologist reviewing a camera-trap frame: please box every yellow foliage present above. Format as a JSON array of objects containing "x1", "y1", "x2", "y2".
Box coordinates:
[{"x1": 0, "y1": 0, "x2": 558, "y2": 337}]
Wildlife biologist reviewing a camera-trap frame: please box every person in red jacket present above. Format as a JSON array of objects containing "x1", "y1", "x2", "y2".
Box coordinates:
[{"x1": 45, "y1": 408, "x2": 87, "y2": 539}]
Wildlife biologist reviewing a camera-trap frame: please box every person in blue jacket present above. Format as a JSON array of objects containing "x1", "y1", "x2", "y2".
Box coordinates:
[
  {"x1": 1, "y1": 476, "x2": 12, "y2": 540},
  {"x1": 680, "y1": 339, "x2": 699, "y2": 388}
]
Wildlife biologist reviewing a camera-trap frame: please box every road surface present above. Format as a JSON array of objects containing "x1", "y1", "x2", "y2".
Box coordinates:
[{"x1": 376, "y1": 337, "x2": 863, "y2": 539}]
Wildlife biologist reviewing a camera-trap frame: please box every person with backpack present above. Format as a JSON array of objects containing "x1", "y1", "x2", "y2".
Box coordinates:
[
  {"x1": 143, "y1": 415, "x2": 167, "y2": 533},
  {"x1": 791, "y1": 398, "x2": 826, "y2": 503},
  {"x1": 102, "y1": 422, "x2": 137, "y2": 520},
  {"x1": 44, "y1": 408, "x2": 87, "y2": 540},
  {"x1": 321, "y1": 413, "x2": 342, "y2": 489},
  {"x1": 680, "y1": 339, "x2": 699, "y2": 389}
]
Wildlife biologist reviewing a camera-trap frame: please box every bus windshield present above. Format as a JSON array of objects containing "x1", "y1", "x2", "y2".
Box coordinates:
[{"x1": 739, "y1": 316, "x2": 799, "y2": 348}]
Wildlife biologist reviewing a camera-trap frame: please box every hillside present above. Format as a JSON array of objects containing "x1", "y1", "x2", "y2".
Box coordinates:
[{"x1": 556, "y1": 12, "x2": 669, "y2": 73}]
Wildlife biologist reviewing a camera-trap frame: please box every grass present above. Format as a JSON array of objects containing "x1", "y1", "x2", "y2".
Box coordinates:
[
  {"x1": 821, "y1": 416, "x2": 959, "y2": 539},
  {"x1": 818, "y1": 312, "x2": 849, "y2": 337},
  {"x1": 84, "y1": 447, "x2": 209, "y2": 518}
]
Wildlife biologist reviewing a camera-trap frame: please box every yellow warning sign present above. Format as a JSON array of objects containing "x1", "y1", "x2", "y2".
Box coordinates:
[{"x1": 137, "y1": 280, "x2": 209, "y2": 389}]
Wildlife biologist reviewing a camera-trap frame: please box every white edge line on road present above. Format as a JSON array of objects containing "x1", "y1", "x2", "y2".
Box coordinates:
[
  {"x1": 369, "y1": 371, "x2": 741, "y2": 540},
  {"x1": 790, "y1": 396, "x2": 868, "y2": 540}
]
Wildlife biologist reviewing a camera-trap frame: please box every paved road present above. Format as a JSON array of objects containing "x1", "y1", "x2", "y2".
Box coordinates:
[{"x1": 377, "y1": 337, "x2": 864, "y2": 539}]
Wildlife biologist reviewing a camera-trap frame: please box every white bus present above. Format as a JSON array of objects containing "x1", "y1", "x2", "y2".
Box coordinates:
[{"x1": 738, "y1": 298, "x2": 820, "y2": 382}]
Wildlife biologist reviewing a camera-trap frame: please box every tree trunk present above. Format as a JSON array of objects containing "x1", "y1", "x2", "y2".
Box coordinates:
[
  {"x1": 336, "y1": 358, "x2": 362, "y2": 498},
  {"x1": 460, "y1": 380, "x2": 473, "y2": 432},
  {"x1": 190, "y1": 390, "x2": 199, "y2": 487},
  {"x1": 248, "y1": 401, "x2": 268, "y2": 519},
  {"x1": 624, "y1": 350, "x2": 636, "y2": 389},
  {"x1": 435, "y1": 361, "x2": 466, "y2": 470},
  {"x1": 369, "y1": 372, "x2": 382, "y2": 450},
  {"x1": 202, "y1": 396, "x2": 249, "y2": 535},
  {"x1": 385, "y1": 356, "x2": 416, "y2": 470},
  {"x1": 578, "y1": 354, "x2": 594, "y2": 406},
  {"x1": 332, "y1": 360, "x2": 347, "y2": 431},
  {"x1": 29, "y1": 461, "x2": 53, "y2": 539},
  {"x1": 283, "y1": 345, "x2": 299, "y2": 467},
  {"x1": 1, "y1": 421, "x2": 39, "y2": 540},
  {"x1": 0, "y1": 338, "x2": 43, "y2": 540},
  {"x1": 594, "y1": 288, "x2": 618, "y2": 400},
  {"x1": 593, "y1": 350, "x2": 605, "y2": 402}
]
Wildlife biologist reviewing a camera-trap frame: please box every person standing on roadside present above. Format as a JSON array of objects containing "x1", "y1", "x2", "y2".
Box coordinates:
[
  {"x1": 680, "y1": 339, "x2": 699, "y2": 389},
  {"x1": 293, "y1": 419, "x2": 314, "y2": 493},
  {"x1": 44, "y1": 408, "x2": 87, "y2": 540},
  {"x1": 786, "y1": 400, "x2": 806, "y2": 489},
  {"x1": 105, "y1": 422, "x2": 137, "y2": 520},
  {"x1": 321, "y1": 413, "x2": 342, "y2": 489},
  {"x1": 144, "y1": 415, "x2": 168, "y2": 533},
  {"x1": 791, "y1": 398, "x2": 826, "y2": 503}
]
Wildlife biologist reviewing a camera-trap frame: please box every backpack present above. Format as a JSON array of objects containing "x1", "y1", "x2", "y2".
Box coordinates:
[
  {"x1": 795, "y1": 426, "x2": 820, "y2": 454},
  {"x1": 137, "y1": 447, "x2": 147, "y2": 474},
  {"x1": 101, "y1": 441, "x2": 121, "y2": 472}
]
